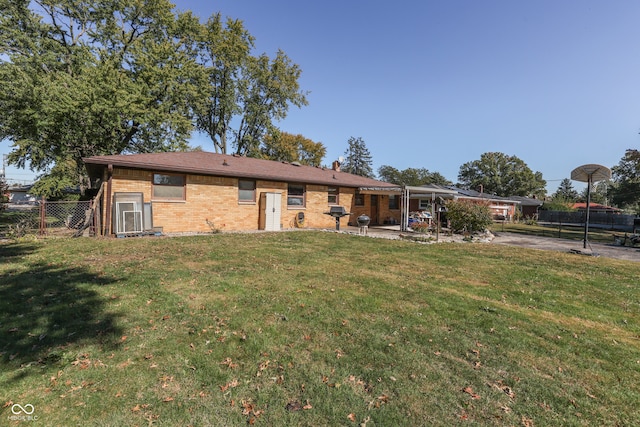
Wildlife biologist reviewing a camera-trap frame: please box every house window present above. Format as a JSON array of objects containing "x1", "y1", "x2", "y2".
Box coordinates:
[
  {"x1": 354, "y1": 192, "x2": 365, "y2": 206},
  {"x1": 152, "y1": 173, "x2": 185, "y2": 200},
  {"x1": 238, "y1": 179, "x2": 256, "y2": 203},
  {"x1": 328, "y1": 186, "x2": 339, "y2": 205},
  {"x1": 389, "y1": 195, "x2": 399, "y2": 210},
  {"x1": 419, "y1": 199, "x2": 431, "y2": 210},
  {"x1": 287, "y1": 184, "x2": 305, "y2": 207}
]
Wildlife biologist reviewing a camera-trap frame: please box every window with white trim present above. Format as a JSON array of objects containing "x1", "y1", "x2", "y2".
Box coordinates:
[{"x1": 419, "y1": 199, "x2": 431, "y2": 210}]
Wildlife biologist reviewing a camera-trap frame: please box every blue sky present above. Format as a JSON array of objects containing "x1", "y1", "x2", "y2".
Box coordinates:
[{"x1": 3, "y1": 0, "x2": 640, "y2": 194}]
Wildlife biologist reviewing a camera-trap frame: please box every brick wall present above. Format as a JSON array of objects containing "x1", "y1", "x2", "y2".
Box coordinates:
[{"x1": 106, "y1": 168, "x2": 367, "y2": 233}]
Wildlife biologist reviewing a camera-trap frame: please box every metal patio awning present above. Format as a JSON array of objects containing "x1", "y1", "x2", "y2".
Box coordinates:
[{"x1": 357, "y1": 186, "x2": 402, "y2": 195}]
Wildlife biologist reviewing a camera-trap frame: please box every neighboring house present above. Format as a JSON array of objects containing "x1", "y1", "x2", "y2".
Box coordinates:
[
  {"x1": 405, "y1": 185, "x2": 520, "y2": 221},
  {"x1": 83, "y1": 152, "x2": 400, "y2": 236},
  {"x1": 508, "y1": 195, "x2": 544, "y2": 219},
  {"x1": 410, "y1": 185, "x2": 520, "y2": 221},
  {"x1": 447, "y1": 187, "x2": 520, "y2": 221},
  {"x1": 571, "y1": 202, "x2": 621, "y2": 214},
  {"x1": 8, "y1": 184, "x2": 38, "y2": 205}
]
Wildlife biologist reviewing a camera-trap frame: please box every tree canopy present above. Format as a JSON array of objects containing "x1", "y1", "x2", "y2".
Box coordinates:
[
  {"x1": 552, "y1": 178, "x2": 579, "y2": 201},
  {"x1": 0, "y1": 1, "x2": 308, "y2": 197},
  {"x1": 342, "y1": 136, "x2": 374, "y2": 178},
  {"x1": 611, "y1": 148, "x2": 640, "y2": 211},
  {"x1": 457, "y1": 152, "x2": 546, "y2": 198},
  {"x1": 260, "y1": 131, "x2": 325, "y2": 166},
  {"x1": 377, "y1": 165, "x2": 451, "y2": 186},
  {"x1": 192, "y1": 14, "x2": 308, "y2": 156}
]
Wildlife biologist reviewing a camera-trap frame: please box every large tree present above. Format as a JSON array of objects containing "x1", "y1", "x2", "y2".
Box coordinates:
[
  {"x1": 0, "y1": 0, "x2": 203, "y2": 197},
  {"x1": 192, "y1": 14, "x2": 308, "y2": 156},
  {"x1": 579, "y1": 180, "x2": 611, "y2": 205},
  {"x1": 377, "y1": 165, "x2": 451, "y2": 186},
  {"x1": 0, "y1": 2, "x2": 309, "y2": 197},
  {"x1": 611, "y1": 149, "x2": 640, "y2": 211},
  {"x1": 260, "y1": 131, "x2": 325, "y2": 166},
  {"x1": 457, "y1": 152, "x2": 546, "y2": 198},
  {"x1": 342, "y1": 136, "x2": 374, "y2": 178}
]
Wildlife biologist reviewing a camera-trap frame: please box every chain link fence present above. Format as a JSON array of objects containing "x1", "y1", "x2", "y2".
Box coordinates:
[{"x1": 0, "y1": 200, "x2": 96, "y2": 239}]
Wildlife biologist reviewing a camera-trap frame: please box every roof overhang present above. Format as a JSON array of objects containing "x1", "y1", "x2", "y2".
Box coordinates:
[{"x1": 358, "y1": 186, "x2": 402, "y2": 195}]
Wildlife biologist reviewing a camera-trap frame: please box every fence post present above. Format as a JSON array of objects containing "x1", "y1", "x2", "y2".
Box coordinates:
[{"x1": 39, "y1": 197, "x2": 46, "y2": 235}]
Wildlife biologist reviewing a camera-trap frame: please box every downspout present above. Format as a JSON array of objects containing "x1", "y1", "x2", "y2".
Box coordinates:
[{"x1": 105, "y1": 164, "x2": 113, "y2": 236}]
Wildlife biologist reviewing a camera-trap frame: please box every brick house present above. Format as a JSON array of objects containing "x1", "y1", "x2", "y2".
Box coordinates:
[{"x1": 83, "y1": 152, "x2": 400, "y2": 236}]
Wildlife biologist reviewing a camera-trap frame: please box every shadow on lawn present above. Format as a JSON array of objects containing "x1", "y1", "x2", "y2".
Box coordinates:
[{"x1": 0, "y1": 242, "x2": 123, "y2": 384}]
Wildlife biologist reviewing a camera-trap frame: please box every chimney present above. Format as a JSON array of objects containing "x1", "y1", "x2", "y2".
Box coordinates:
[{"x1": 332, "y1": 160, "x2": 341, "y2": 172}]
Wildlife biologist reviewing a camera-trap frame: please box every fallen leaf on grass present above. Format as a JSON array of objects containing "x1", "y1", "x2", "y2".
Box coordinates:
[
  {"x1": 162, "y1": 397, "x2": 174, "y2": 402},
  {"x1": 347, "y1": 413, "x2": 357, "y2": 422},
  {"x1": 3, "y1": 401, "x2": 13, "y2": 408},
  {"x1": 462, "y1": 386, "x2": 481, "y2": 399},
  {"x1": 220, "y1": 357, "x2": 238, "y2": 369},
  {"x1": 219, "y1": 379, "x2": 239, "y2": 392},
  {"x1": 492, "y1": 381, "x2": 515, "y2": 399},
  {"x1": 521, "y1": 415, "x2": 534, "y2": 427}
]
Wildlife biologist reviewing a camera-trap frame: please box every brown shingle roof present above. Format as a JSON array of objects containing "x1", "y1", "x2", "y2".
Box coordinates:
[{"x1": 83, "y1": 152, "x2": 397, "y2": 189}]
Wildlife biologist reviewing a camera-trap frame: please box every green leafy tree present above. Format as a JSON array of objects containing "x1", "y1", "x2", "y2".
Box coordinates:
[
  {"x1": 552, "y1": 178, "x2": 579, "y2": 201},
  {"x1": 0, "y1": 176, "x2": 8, "y2": 212},
  {"x1": 192, "y1": 15, "x2": 307, "y2": 156},
  {"x1": 233, "y1": 51, "x2": 308, "y2": 156},
  {"x1": 378, "y1": 165, "x2": 451, "y2": 186},
  {"x1": 0, "y1": 0, "x2": 201, "y2": 197},
  {"x1": 261, "y1": 131, "x2": 326, "y2": 166},
  {"x1": 541, "y1": 197, "x2": 575, "y2": 212},
  {"x1": 342, "y1": 136, "x2": 374, "y2": 178},
  {"x1": 445, "y1": 200, "x2": 493, "y2": 233},
  {"x1": 192, "y1": 13, "x2": 253, "y2": 155},
  {"x1": 457, "y1": 152, "x2": 546, "y2": 198},
  {"x1": 578, "y1": 180, "x2": 611, "y2": 205},
  {"x1": 611, "y1": 149, "x2": 640, "y2": 211}
]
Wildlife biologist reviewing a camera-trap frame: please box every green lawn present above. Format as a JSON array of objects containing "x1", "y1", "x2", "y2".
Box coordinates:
[{"x1": 1, "y1": 232, "x2": 639, "y2": 426}]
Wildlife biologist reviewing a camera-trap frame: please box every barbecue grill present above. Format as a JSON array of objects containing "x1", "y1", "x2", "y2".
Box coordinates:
[
  {"x1": 324, "y1": 206, "x2": 350, "y2": 230},
  {"x1": 356, "y1": 215, "x2": 370, "y2": 227}
]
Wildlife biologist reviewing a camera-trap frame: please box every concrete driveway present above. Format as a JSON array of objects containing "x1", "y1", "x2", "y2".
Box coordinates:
[{"x1": 491, "y1": 232, "x2": 640, "y2": 262}]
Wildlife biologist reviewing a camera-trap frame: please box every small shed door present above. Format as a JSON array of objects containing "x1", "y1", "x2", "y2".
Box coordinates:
[{"x1": 260, "y1": 192, "x2": 281, "y2": 231}]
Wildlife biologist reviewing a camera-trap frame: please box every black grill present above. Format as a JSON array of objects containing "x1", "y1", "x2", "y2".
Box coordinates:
[{"x1": 324, "y1": 206, "x2": 350, "y2": 230}]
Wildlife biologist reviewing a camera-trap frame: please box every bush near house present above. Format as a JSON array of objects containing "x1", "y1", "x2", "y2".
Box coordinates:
[{"x1": 445, "y1": 199, "x2": 493, "y2": 233}]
